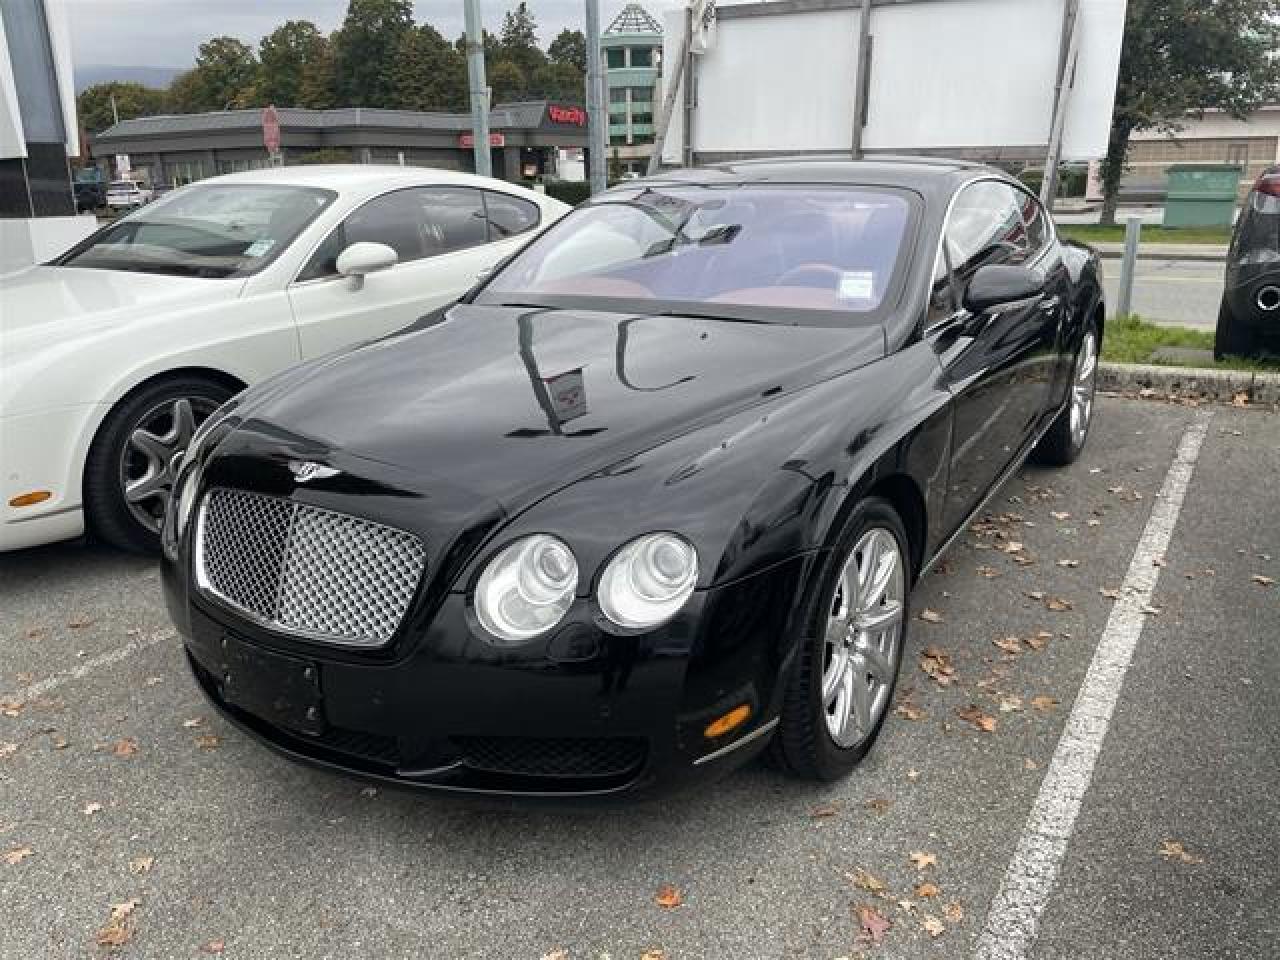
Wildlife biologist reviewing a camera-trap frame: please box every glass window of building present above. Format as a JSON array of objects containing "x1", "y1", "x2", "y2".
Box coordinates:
[
  {"x1": 630, "y1": 47, "x2": 654, "y2": 67},
  {"x1": 609, "y1": 88, "x2": 628, "y2": 104},
  {"x1": 606, "y1": 48, "x2": 625, "y2": 69}
]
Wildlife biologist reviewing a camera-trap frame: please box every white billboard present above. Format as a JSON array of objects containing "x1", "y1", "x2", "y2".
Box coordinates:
[{"x1": 662, "y1": 0, "x2": 1126, "y2": 164}]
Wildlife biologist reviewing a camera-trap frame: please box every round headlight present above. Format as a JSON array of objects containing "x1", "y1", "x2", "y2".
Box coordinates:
[
  {"x1": 474, "y1": 535, "x2": 579, "y2": 644},
  {"x1": 597, "y1": 533, "x2": 698, "y2": 630}
]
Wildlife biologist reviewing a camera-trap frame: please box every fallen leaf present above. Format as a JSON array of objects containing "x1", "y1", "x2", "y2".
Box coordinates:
[
  {"x1": 918, "y1": 608, "x2": 944, "y2": 624},
  {"x1": 1030, "y1": 695, "x2": 1059, "y2": 712},
  {"x1": 0, "y1": 698, "x2": 24, "y2": 717},
  {"x1": 1252, "y1": 575, "x2": 1275, "y2": 587},
  {"x1": 811, "y1": 804, "x2": 840, "y2": 819},
  {"x1": 95, "y1": 922, "x2": 131, "y2": 948},
  {"x1": 957, "y1": 705, "x2": 997, "y2": 733},
  {"x1": 83, "y1": 802, "x2": 103, "y2": 816},
  {"x1": 865, "y1": 797, "x2": 891, "y2": 815},
  {"x1": 992, "y1": 637, "x2": 1023, "y2": 655},
  {"x1": 182, "y1": 717, "x2": 205, "y2": 729},
  {"x1": 655, "y1": 884, "x2": 682, "y2": 908},
  {"x1": 67, "y1": 615, "x2": 94, "y2": 629},
  {"x1": 4, "y1": 845, "x2": 34, "y2": 865},
  {"x1": 1045, "y1": 596, "x2": 1072, "y2": 612},
  {"x1": 921, "y1": 915, "x2": 946, "y2": 938},
  {"x1": 998, "y1": 696, "x2": 1024, "y2": 713},
  {"x1": 51, "y1": 735, "x2": 69, "y2": 750},
  {"x1": 896, "y1": 898, "x2": 918, "y2": 913},
  {"x1": 976, "y1": 565, "x2": 1000, "y2": 578},
  {"x1": 1024, "y1": 758, "x2": 1039, "y2": 770},
  {"x1": 1140, "y1": 605, "x2": 1161, "y2": 616},
  {"x1": 639, "y1": 951, "x2": 666, "y2": 960},
  {"x1": 1231, "y1": 391, "x2": 1249, "y2": 407},
  {"x1": 919, "y1": 647, "x2": 955, "y2": 687},
  {"x1": 194, "y1": 735, "x2": 221, "y2": 750},
  {"x1": 1026, "y1": 590, "x2": 1046, "y2": 601},
  {"x1": 1000, "y1": 541, "x2": 1025, "y2": 554},
  {"x1": 200, "y1": 941, "x2": 227, "y2": 955},
  {"x1": 111, "y1": 737, "x2": 138, "y2": 757},
  {"x1": 0, "y1": 742, "x2": 17, "y2": 759},
  {"x1": 851, "y1": 867, "x2": 888, "y2": 893},
  {"x1": 109, "y1": 899, "x2": 140, "y2": 922},
  {"x1": 944, "y1": 902, "x2": 965, "y2": 923},
  {"x1": 1100, "y1": 587, "x2": 1122, "y2": 600},
  {"x1": 1050, "y1": 511, "x2": 1070, "y2": 521},
  {"x1": 1024, "y1": 631, "x2": 1052, "y2": 651},
  {"x1": 909, "y1": 850, "x2": 938, "y2": 871},
  {"x1": 895, "y1": 702, "x2": 926, "y2": 721},
  {"x1": 856, "y1": 904, "x2": 892, "y2": 944},
  {"x1": 914, "y1": 881, "x2": 940, "y2": 898},
  {"x1": 906, "y1": 768, "x2": 920, "y2": 781},
  {"x1": 128, "y1": 856, "x2": 154, "y2": 875},
  {"x1": 1159, "y1": 840, "x2": 1203, "y2": 864},
  {"x1": 1056, "y1": 558, "x2": 1079, "y2": 568}
]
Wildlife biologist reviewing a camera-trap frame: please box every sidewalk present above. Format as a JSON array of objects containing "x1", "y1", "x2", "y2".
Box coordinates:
[{"x1": 1090, "y1": 241, "x2": 1227, "y2": 262}]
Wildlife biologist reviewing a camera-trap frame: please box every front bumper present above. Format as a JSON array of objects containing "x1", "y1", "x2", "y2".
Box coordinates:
[{"x1": 165, "y1": 552, "x2": 810, "y2": 801}]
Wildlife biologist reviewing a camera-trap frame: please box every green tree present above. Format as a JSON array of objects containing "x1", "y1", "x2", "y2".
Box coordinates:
[
  {"x1": 498, "y1": 2, "x2": 546, "y2": 85},
  {"x1": 331, "y1": 0, "x2": 415, "y2": 107},
  {"x1": 488, "y1": 60, "x2": 526, "y2": 105},
  {"x1": 193, "y1": 36, "x2": 259, "y2": 109},
  {"x1": 257, "y1": 20, "x2": 327, "y2": 106},
  {"x1": 547, "y1": 28, "x2": 586, "y2": 73},
  {"x1": 530, "y1": 61, "x2": 583, "y2": 101},
  {"x1": 1100, "y1": 0, "x2": 1280, "y2": 224},
  {"x1": 389, "y1": 24, "x2": 468, "y2": 111},
  {"x1": 76, "y1": 81, "x2": 167, "y2": 133},
  {"x1": 298, "y1": 38, "x2": 338, "y2": 108}
]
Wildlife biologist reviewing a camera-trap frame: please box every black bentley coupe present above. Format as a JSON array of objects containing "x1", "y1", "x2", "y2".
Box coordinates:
[{"x1": 161, "y1": 158, "x2": 1104, "y2": 799}]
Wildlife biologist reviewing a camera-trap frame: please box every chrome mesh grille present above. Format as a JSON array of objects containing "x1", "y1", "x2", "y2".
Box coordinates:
[{"x1": 196, "y1": 488, "x2": 425, "y2": 647}]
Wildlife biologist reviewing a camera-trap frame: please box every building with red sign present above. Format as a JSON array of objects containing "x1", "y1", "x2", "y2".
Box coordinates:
[{"x1": 87, "y1": 100, "x2": 588, "y2": 189}]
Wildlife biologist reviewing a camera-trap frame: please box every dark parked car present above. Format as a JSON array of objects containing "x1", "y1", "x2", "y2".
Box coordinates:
[
  {"x1": 161, "y1": 158, "x2": 1104, "y2": 800},
  {"x1": 1216, "y1": 166, "x2": 1280, "y2": 359},
  {"x1": 73, "y1": 179, "x2": 105, "y2": 212}
]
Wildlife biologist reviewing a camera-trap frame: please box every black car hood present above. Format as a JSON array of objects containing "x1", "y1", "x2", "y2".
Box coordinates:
[{"x1": 232, "y1": 303, "x2": 885, "y2": 510}]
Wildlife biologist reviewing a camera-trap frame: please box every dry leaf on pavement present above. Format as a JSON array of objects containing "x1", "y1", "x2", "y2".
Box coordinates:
[
  {"x1": 96, "y1": 899, "x2": 141, "y2": 948},
  {"x1": 67, "y1": 615, "x2": 94, "y2": 629},
  {"x1": 110, "y1": 738, "x2": 139, "y2": 757},
  {"x1": 811, "y1": 803, "x2": 840, "y2": 819},
  {"x1": 998, "y1": 696, "x2": 1024, "y2": 713},
  {"x1": 865, "y1": 798, "x2": 891, "y2": 814},
  {"x1": 83, "y1": 802, "x2": 103, "y2": 816},
  {"x1": 909, "y1": 850, "x2": 938, "y2": 871},
  {"x1": 1030, "y1": 695, "x2": 1059, "y2": 712},
  {"x1": 200, "y1": 941, "x2": 227, "y2": 955},
  {"x1": 1231, "y1": 391, "x2": 1250, "y2": 407},
  {"x1": 914, "y1": 881, "x2": 940, "y2": 898},
  {"x1": 918, "y1": 608, "x2": 944, "y2": 624},
  {"x1": 182, "y1": 717, "x2": 205, "y2": 729},
  {"x1": 895, "y1": 702, "x2": 926, "y2": 721},
  {"x1": 655, "y1": 884, "x2": 683, "y2": 908},
  {"x1": 856, "y1": 905, "x2": 892, "y2": 944},
  {"x1": 850, "y1": 867, "x2": 888, "y2": 893},
  {"x1": 4, "y1": 845, "x2": 34, "y2": 866},
  {"x1": 921, "y1": 915, "x2": 946, "y2": 938},
  {"x1": 957, "y1": 705, "x2": 997, "y2": 732},
  {"x1": 1024, "y1": 630, "x2": 1052, "y2": 651},
  {"x1": 1045, "y1": 596, "x2": 1072, "y2": 612},
  {"x1": 1252, "y1": 575, "x2": 1275, "y2": 586},
  {"x1": 919, "y1": 647, "x2": 955, "y2": 687},
  {"x1": 195, "y1": 735, "x2": 221, "y2": 750},
  {"x1": 128, "y1": 856, "x2": 154, "y2": 875},
  {"x1": 1050, "y1": 511, "x2": 1071, "y2": 521},
  {"x1": 0, "y1": 698, "x2": 24, "y2": 717},
  {"x1": 640, "y1": 950, "x2": 667, "y2": 960},
  {"x1": 992, "y1": 637, "x2": 1022, "y2": 655},
  {"x1": 976, "y1": 565, "x2": 1000, "y2": 578},
  {"x1": 1099, "y1": 587, "x2": 1122, "y2": 600},
  {"x1": 0, "y1": 742, "x2": 17, "y2": 759},
  {"x1": 944, "y1": 902, "x2": 964, "y2": 923},
  {"x1": 1159, "y1": 840, "x2": 1203, "y2": 864}
]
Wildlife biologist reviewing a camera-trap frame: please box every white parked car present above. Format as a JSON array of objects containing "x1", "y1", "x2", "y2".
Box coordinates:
[
  {"x1": 105, "y1": 179, "x2": 154, "y2": 208},
  {"x1": 0, "y1": 165, "x2": 569, "y2": 553}
]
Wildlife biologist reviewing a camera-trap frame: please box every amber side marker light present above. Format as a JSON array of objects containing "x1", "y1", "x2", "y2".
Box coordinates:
[
  {"x1": 8, "y1": 491, "x2": 52, "y2": 508},
  {"x1": 704, "y1": 704, "x2": 752, "y2": 739}
]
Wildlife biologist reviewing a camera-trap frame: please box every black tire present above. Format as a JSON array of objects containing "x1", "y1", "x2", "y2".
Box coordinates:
[
  {"x1": 770, "y1": 497, "x2": 911, "y2": 781},
  {"x1": 1033, "y1": 315, "x2": 1099, "y2": 467},
  {"x1": 85, "y1": 376, "x2": 235, "y2": 554},
  {"x1": 1213, "y1": 298, "x2": 1253, "y2": 361}
]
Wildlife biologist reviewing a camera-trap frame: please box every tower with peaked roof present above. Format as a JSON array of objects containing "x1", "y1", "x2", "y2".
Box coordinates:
[{"x1": 601, "y1": 4, "x2": 664, "y2": 176}]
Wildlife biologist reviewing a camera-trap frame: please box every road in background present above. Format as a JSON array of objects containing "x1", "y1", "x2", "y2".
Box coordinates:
[{"x1": 1101, "y1": 258, "x2": 1224, "y2": 330}]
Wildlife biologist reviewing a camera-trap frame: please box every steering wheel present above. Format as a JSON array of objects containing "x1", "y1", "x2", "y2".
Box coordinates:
[{"x1": 776, "y1": 263, "x2": 843, "y2": 289}]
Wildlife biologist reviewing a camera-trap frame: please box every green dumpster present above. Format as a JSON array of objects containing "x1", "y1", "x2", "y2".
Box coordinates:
[{"x1": 1163, "y1": 163, "x2": 1242, "y2": 228}]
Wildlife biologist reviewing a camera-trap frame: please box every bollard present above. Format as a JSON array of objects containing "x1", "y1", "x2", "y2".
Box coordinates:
[{"x1": 1116, "y1": 216, "x2": 1141, "y2": 318}]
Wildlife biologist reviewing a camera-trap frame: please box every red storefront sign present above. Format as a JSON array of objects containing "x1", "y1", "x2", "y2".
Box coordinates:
[
  {"x1": 459, "y1": 132, "x2": 506, "y2": 148},
  {"x1": 547, "y1": 105, "x2": 587, "y2": 126}
]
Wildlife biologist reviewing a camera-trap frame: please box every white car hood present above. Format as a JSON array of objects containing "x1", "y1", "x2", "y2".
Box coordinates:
[{"x1": 1, "y1": 265, "x2": 242, "y2": 338}]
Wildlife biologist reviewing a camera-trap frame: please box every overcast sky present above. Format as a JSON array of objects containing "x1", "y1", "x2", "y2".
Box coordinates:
[{"x1": 65, "y1": 0, "x2": 686, "y2": 70}]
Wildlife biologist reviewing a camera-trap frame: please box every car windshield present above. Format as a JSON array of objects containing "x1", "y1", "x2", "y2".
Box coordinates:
[
  {"x1": 56, "y1": 183, "x2": 336, "y2": 278},
  {"x1": 479, "y1": 184, "x2": 912, "y2": 320}
]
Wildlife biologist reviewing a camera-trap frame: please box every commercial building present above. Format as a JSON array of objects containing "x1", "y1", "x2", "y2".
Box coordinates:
[
  {"x1": 603, "y1": 3, "x2": 663, "y2": 176},
  {"x1": 0, "y1": 0, "x2": 96, "y2": 271},
  {"x1": 87, "y1": 100, "x2": 589, "y2": 189},
  {"x1": 1122, "y1": 105, "x2": 1280, "y2": 202}
]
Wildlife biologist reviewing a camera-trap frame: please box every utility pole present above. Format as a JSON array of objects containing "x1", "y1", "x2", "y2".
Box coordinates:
[
  {"x1": 585, "y1": 0, "x2": 607, "y2": 194},
  {"x1": 463, "y1": 0, "x2": 492, "y2": 177},
  {"x1": 850, "y1": 0, "x2": 872, "y2": 158},
  {"x1": 110, "y1": 93, "x2": 119, "y2": 126}
]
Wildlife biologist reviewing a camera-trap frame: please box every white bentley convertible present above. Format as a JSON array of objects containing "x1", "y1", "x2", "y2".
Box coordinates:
[{"x1": 0, "y1": 165, "x2": 568, "y2": 553}]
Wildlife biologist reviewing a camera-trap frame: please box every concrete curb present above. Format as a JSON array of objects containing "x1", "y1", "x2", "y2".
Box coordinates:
[
  {"x1": 1096, "y1": 249, "x2": 1225, "y2": 263},
  {"x1": 1098, "y1": 361, "x2": 1280, "y2": 406}
]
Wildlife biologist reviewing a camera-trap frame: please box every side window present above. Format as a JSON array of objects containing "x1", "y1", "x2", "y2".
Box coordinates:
[
  {"x1": 418, "y1": 187, "x2": 488, "y2": 254},
  {"x1": 1017, "y1": 190, "x2": 1052, "y2": 259},
  {"x1": 483, "y1": 191, "x2": 540, "y2": 241},
  {"x1": 945, "y1": 180, "x2": 1029, "y2": 279}
]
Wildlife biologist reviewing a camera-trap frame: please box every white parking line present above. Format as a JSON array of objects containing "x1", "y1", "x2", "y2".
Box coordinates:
[
  {"x1": 3, "y1": 628, "x2": 174, "y2": 705},
  {"x1": 974, "y1": 411, "x2": 1213, "y2": 960}
]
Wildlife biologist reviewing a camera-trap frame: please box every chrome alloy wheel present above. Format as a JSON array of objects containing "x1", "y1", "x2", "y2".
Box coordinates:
[
  {"x1": 1070, "y1": 331, "x2": 1098, "y2": 448},
  {"x1": 118, "y1": 396, "x2": 218, "y2": 534},
  {"x1": 821, "y1": 527, "x2": 906, "y2": 748}
]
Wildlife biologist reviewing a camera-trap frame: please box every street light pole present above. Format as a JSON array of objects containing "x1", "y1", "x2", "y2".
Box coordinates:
[
  {"x1": 585, "y1": 0, "x2": 607, "y2": 194},
  {"x1": 464, "y1": 0, "x2": 492, "y2": 177}
]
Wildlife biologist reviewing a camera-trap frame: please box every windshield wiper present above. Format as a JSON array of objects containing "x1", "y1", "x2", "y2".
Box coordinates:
[{"x1": 650, "y1": 308, "x2": 770, "y2": 325}]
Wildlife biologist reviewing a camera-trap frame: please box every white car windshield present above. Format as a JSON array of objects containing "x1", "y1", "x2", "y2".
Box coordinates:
[
  {"x1": 57, "y1": 183, "x2": 336, "y2": 278},
  {"x1": 480, "y1": 184, "x2": 912, "y2": 319}
]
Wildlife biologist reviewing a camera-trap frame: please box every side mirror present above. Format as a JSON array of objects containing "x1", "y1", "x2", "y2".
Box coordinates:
[
  {"x1": 963, "y1": 264, "x2": 1046, "y2": 312},
  {"x1": 335, "y1": 242, "x2": 398, "y2": 289}
]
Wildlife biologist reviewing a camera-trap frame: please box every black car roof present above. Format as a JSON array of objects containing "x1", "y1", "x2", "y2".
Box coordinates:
[{"x1": 614, "y1": 155, "x2": 1006, "y2": 201}]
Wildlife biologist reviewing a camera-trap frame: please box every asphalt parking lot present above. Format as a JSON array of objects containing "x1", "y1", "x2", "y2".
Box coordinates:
[{"x1": 2, "y1": 395, "x2": 1276, "y2": 960}]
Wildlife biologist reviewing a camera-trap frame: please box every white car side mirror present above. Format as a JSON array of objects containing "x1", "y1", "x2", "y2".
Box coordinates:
[{"x1": 335, "y1": 242, "x2": 398, "y2": 289}]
